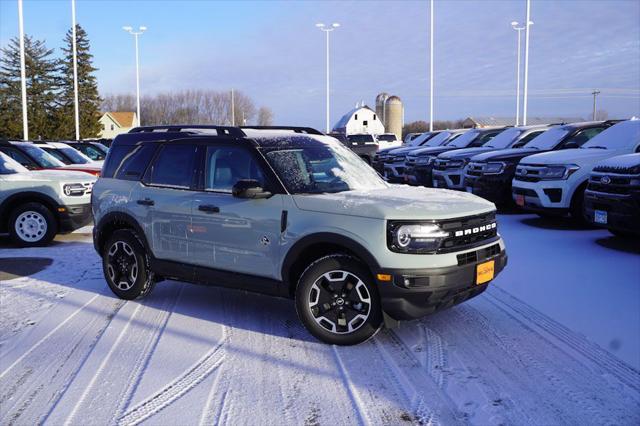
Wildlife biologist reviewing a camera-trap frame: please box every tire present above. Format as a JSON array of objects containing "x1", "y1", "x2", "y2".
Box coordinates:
[
  {"x1": 102, "y1": 229, "x2": 155, "y2": 300},
  {"x1": 8, "y1": 202, "x2": 57, "y2": 247},
  {"x1": 295, "y1": 254, "x2": 382, "y2": 345}
]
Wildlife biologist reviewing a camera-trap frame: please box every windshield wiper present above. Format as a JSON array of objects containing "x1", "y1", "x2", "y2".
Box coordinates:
[{"x1": 585, "y1": 146, "x2": 607, "y2": 149}]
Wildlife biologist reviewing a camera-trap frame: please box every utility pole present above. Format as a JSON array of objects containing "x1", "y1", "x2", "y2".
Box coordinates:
[
  {"x1": 316, "y1": 23, "x2": 340, "y2": 133},
  {"x1": 522, "y1": 0, "x2": 532, "y2": 126},
  {"x1": 511, "y1": 22, "x2": 526, "y2": 126},
  {"x1": 71, "y1": 0, "x2": 80, "y2": 140},
  {"x1": 231, "y1": 89, "x2": 235, "y2": 125},
  {"x1": 122, "y1": 26, "x2": 146, "y2": 126},
  {"x1": 429, "y1": 0, "x2": 434, "y2": 132},
  {"x1": 18, "y1": 0, "x2": 28, "y2": 140},
  {"x1": 591, "y1": 89, "x2": 600, "y2": 120}
]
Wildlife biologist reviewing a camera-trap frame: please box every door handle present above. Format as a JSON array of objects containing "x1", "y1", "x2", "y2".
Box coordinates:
[
  {"x1": 137, "y1": 198, "x2": 155, "y2": 206},
  {"x1": 198, "y1": 204, "x2": 220, "y2": 213}
]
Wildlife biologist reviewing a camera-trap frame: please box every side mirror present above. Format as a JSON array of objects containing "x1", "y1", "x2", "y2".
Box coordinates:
[{"x1": 232, "y1": 179, "x2": 272, "y2": 199}]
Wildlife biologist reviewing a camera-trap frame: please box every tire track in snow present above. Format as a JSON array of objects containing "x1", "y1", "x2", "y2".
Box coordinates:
[
  {"x1": 0, "y1": 295, "x2": 125, "y2": 425},
  {"x1": 487, "y1": 286, "x2": 640, "y2": 392},
  {"x1": 332, "y1": 345, "x2": 369, "y2": 426},
  {"x1": 118, "y1": 325, "x2": 229, "y2": 426}
]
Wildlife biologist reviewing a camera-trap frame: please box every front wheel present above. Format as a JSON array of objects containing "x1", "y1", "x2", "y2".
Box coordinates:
[
  {"x1": 8, "y1": 202, "x2": 57, "y2": 247},
  {"x1": 102, "y1": 229, "x2": 155, "y2": 300},
  {"x1": 295, "y1": 255, "x2": 382, "y2": 345}
]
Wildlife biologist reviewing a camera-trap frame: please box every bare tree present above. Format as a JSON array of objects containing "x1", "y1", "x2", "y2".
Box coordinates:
[{"x1": 257, "y1": 107, "x2": 274, "y2": 126}]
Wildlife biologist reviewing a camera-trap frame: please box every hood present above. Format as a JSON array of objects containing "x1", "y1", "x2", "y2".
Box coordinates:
[
  {"x1": 4, "y1": 169, "x2": 97, "y2": 183},
  {"x1": 438, "y1": 147, "x2": 494, "y2": 160},
  {"x1": 59, "y1": 163, "x2": 102, "y2": 171},
  {"x1": 519, "y1": 147, "x2": 632, "y2": 167},
  {"x1": 470, "y1": 147, "x2": 539, "y2": 162},
  {"x1": 594, "y1": 153, "x2": 640, "y2": 169},
  {"x1": 292, "y1": 185, "x2": 495, "y2": 220},
  {"x1": 387, "y1": 146, "x2": 422, "y2": 156},
  {"x1": 409, "y1": 146, "x2": 454, "y2": 157}
]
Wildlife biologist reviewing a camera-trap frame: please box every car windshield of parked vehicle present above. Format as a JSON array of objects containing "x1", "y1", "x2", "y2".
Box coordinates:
[
  {"x1": 43, "y1": 148, "x2": 72, "y2": 164},
  {"x1": 79, "y1": 143, "x2": 107, "y2": 160},
  {"x1": 265, "y1": 142, "x2": 388, "y2": 194},
  {"x1": 525, "y1": 127, "x2": 570, "y2": 150},
  {"x1": 447, "y1": 130, "x2": 480, "y2": 148},
  {"x1": 377, "y1": 134, "x2": 398, "y2": 142},
  {"x1": 581, "y1": 120, "x2": 640, "y2": 150},
  {"x1": 60, "y1": 147, "x2": 91, "y2": 164},
  {"x1": 405, "y1": 132, "x2": 433, "y2": 147},
  {"x1": 20, "y1": 144, "x2": 65, "y2": 168},
  {"x1": 0, "y1": 152, "x2": 28, "y2": 174},
  {"x1": 483, "y1": 128, "x2": 523, "y2": 149},
  {"x1": 421, "y1": 131, "x2": 452, "y2": 147},
  {"x1": 347, "y1": 134, "x2": 375, "y2": 143}
]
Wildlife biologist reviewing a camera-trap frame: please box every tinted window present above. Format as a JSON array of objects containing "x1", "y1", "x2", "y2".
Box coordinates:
[
  {"x1": 102, "y1": 145, "x2": 134, "y2": 178},
  {"x1": 347, "y1": 134, "x2": 375, "y2": 143},
  {"x1": 114, "y1": 144, "x2": 158, "y2": 181},
  {"x1": 43, "y1": 147, "x2": 72, "y2": 164},
  {"x1": 78, "y1": 144, "x2": 106, "y2": 160},
  {"x1": 205, "y1": 146, "x2": 265, "y2": 192},
  {"x1": 0, "y1": 147, "x2": 37, "y2": 169},
  {"x1": 517, "y1": 130, "x2": 545, "y2": 146},
  {"x1": 562, "y1": 127, "x2": 606, "y2": 148},
  {"x1": 147, "y1": 144, "x2": 197, "y2": 188},
  {"x1": 19, "y1": 144, "x2": 64, "y2": 168}
]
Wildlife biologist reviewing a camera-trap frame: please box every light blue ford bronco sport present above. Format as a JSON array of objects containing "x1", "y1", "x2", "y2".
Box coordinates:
[{"x1": 92, "y1": 126, "x2": 507, "y2": 345}]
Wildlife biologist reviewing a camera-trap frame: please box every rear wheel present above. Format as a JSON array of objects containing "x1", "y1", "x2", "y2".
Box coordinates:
[
  {"x1": 295, "y1": 255, "x2": 382, "y2": 345},
  {"x1": 102, "y1": 229, "x2": 155, "y2": 300},
  {"x1": 8, "y1": 202, "x2": 57, "y2": 247}
]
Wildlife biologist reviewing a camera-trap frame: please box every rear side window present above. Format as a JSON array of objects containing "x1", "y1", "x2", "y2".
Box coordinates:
[
  {"x1": 146, "y1": 144, "x2": 197, "y2": 188},
  {"x1": 102, "y1": 146, "x2": 135, "y2": 178},
  {"x1": 114, "y1": 144, "x2": 158, "y2": 181}
]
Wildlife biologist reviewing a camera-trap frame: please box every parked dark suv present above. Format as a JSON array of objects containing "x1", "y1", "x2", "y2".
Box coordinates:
[{"x1": 92, "y1": 125, "x2": 506, "y2": 345}]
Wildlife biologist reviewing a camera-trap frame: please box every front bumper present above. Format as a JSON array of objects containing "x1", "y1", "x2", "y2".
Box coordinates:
[
  {"x1": 464, "y1": 173, "x2": 514, "y2": 205},
  {"x1": 376, "y1": 244, "x2": 507, "y2": 320},
  {"x1": 511, "y1": 179, "x2": 570, "y2": 212},
  {"x1": 584, "y1": 190, "x2": 640, "y2": 234},
  {"x1": 433, "y1": 169, "x2": 465, "y2": 190},
  {"x1": 57, "y1": 203, "x2": 92, "y2": 233},
  {"x1": 404, "y1": 164, "x2": 435, "y2": 186}
]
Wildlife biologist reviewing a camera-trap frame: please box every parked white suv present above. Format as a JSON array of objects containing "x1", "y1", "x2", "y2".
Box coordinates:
[
  {"x1": 376, "y1": 133, "x2": 402, "y2": 150},
  {"x1": 0, "y1": 152, "x2": 96, "y2": 246},
  {"x1": 512, "y1": 120, "x2": 640, "y2": 221}
]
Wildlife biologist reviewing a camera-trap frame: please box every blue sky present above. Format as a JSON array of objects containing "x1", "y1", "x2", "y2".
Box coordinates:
[{"x1": 1, "y1": 0, "x2": 639, "y2": 129}]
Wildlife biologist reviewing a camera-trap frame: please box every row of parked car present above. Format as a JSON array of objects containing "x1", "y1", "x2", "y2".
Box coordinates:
[
  {"x1": 368, "y1": 119, "x2": 640, "y2": 237},
  {"x1": 0, "y1": 139, "x2": 110, "y2": 246}
]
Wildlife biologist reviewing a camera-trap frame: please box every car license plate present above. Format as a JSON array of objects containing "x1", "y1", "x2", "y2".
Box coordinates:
[
  {"x1": 466, "y1": 186, "x2": 473, "y2": 193},
  {"x1": 476, "y1": 260, "x2": 495, "y2": 285},
  {"x1": 595, "y1": 210, "x2": 608, "y2": 224},
  {"x1": 515, "y1": 194, "x2": 525, "y2": 207}
]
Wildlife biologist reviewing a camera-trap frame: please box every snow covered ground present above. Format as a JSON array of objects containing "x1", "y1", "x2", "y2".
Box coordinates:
[{"x1": 0, "y1": 214, "x2": 638, "y2": 425}]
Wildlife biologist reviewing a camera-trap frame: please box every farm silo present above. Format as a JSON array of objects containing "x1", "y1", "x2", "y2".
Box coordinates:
[
  {"x1": 375, "y1": 92, "x2": 389, "y2": 129},
  {"x1": 384, "y1": 95, "x2": 403, "y2": 140}
]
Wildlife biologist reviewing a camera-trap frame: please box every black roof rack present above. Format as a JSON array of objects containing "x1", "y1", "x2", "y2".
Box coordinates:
[
  {"x1": 241, "y1": 126, "x2": 324, "y2": 135},
  {"x1": 129, "y1": 125, "x2": 246, "y2": 138}
]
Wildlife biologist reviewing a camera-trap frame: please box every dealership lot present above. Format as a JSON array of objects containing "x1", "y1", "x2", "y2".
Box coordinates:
[{"x1": 1, "y1": 213, "x2": 638, "y2": 425}]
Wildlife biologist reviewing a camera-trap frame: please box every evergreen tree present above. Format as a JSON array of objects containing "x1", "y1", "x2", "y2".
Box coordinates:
[
  {"x1": 55, "y1": 24, "x2": 101, "y2": 139},
  {"x1": 0, "y1": 36, "x2": 58, "y2": 139}
]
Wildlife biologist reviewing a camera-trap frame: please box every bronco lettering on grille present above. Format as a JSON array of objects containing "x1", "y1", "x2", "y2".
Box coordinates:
[{"x1": 453, "y1": 222, "x2": 496, "y2": 237}]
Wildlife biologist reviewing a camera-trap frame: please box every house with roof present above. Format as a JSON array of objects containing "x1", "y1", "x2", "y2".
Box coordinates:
[
  {"x1": 332, "y1": 105, "x2": 385, "y2": 135},
  {"x1": 462, "y1": 116, "x2": 584, "y2": 128},
  {"x1": 98, "y1": 112, "x2": 138, "y2": 138}
]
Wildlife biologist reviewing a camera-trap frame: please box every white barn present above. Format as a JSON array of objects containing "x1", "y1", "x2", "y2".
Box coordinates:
[{"x1": 332, "y1": 105, "x2": 385, "y2": 135}]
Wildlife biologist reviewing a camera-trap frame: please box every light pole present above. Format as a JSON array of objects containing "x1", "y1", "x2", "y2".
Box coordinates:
[
  {"x1": 429, "y1": 0, "x2": 434, "y2": 132},
  {"x1": 316, "y1": 22, "x2": 340, "y2": 133},
  {"x1": 18, "y1": 0, "x2": 28, "y2": 140},
  {"x1": 123, "y1": 25, "x2": 146, "y2": 127},
  {"x1": 522, "y1": 0, "x2": 532, "y2": 125},
  {"x1": 71, "y1": 0, "x2": 80, "y2": 140},
  {"x1": 511, "y1": 21, "x2": 531, "y2": 126},
  {"x1": 591, "y1": 89, "x2": 601, "y2": 120}
]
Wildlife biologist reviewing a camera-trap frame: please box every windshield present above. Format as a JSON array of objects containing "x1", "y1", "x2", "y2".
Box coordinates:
[
  {"x1": 20, "y1": 144, "x2": 64, "y2": 168},
  {"x1": 377, "y1": 134, "x2": 397, "y2": 142},
  {"x1": 44, "y1": 147, "x2": 72, "y2": 164},
  {"x1": 92, "y1": 143, "x2": 109, "y2": 154},
  {"x1": 484, "y1": 128, "x2": 522, "y2": 149},
  {"x1": 525, "y1": 127, "x2": 569, "y2": 150},
  {"x1": 347, "y1": 134, "x2": 375, "y2": 143},
  {"x1": 581, "y1": 121, "x2": 640, "y2": 150},
  {"x1": 448, "y1": 130, "x2": 480, "y2": 148},
  {"x1": 0, "y1": 153, "x2": 28, "y2": 174},
  {"x1": 60, "y1": 147, "x2": 91, "y2": 164},
  {"x1": 264, "y1": 142, "x2": 388, "y2": 194},
  {"x1": 423, "y1": 132, "x2": 452, "y2": 147},
  {"x1": 78, "y1": 143, "x2": 107, "y2": 160}
]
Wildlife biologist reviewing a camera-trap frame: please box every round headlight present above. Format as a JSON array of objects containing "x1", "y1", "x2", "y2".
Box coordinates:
[{"x1": 396, "y1": 226, "x2": 412, "y2": 247}]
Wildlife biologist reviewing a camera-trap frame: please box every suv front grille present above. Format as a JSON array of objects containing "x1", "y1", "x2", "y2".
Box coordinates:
[
  {"x1": 437, "y1": 212, "x2": 499, "y2": 253},
  {"x1": 514, "y1": 164, "x2": 545, "y2": 182},
  {"x1": 587, "y1": 172, "x2": 639, "y2": 196},
  {"x1": 466, "y1": 162, "x2": 485, "y2": 177},
  {"x1": 433, "y1": 159, "x2": 449, "y2": 171},
  {"x1": 82, "y1": 182, "x2": 94, "y2": 195}
]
